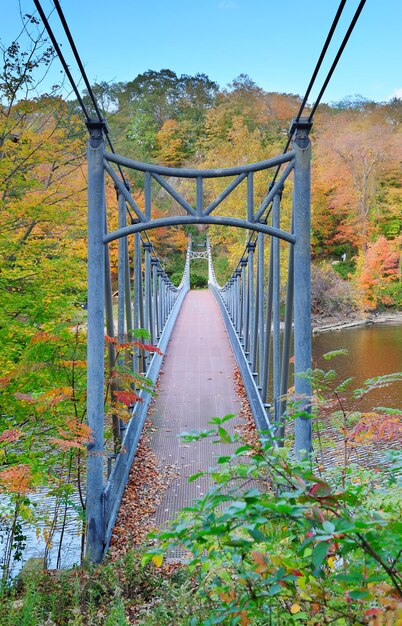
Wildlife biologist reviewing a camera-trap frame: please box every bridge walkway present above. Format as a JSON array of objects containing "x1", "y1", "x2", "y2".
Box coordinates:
[{"x1": 150, "y1": 289, "x2": 242, "y2": 529}]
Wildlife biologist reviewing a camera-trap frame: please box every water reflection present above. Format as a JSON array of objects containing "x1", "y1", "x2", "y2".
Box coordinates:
[
  {"x1": 0, "y1": 490, "x2": 82, "y2": 579},
  {"x1": 313, "y1": 322, "x2": 402, "y2": 409}
]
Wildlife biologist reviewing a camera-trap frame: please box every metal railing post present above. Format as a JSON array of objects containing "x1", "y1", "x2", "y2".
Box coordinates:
[
  {"x1": 133, "y1": 233, "x2": 141, "y2": 374},
  {"x1": 152, "y1": 257, "x2": 159, "y2": 340},
  {"x1": 247, "y1": 241, "x2": 256, "y2": 366},
  {"x1": 278, "y1": 226, "x2": 294, "y2": 442},
  {"x1": 125, "y1": 236, "x2": 133, "y2": 342},
  {"x1": 86, "y1": 120, "x2": 105, "y2": 563},
  {"x1": 117, "y1": 192, "x2": 126, "y2": 346},
  {"x1": 240, "y1": 259, "x2": 247, "y2": 346},
  {"x1": 262, "y1": 239, "x2": 274, "y2": 404},
  {"x1": 293, "y1": 119, "x2": 312, "y2": 456},
  {"x1": 144, "y1": 241, "x2": 153, "y2": 348},
  {"x1": 157, "y1": 268, "x2": 163, "y2": 336},
  {"x1": 257, "y1": 232, "x2": 265, "y2": 388},
  {"x1": 104, "y1": 228, "x2": 120, "y2": 450},
  {"x1": 272, "y1": 191, "x2": 282, "y2": 425},
  {"x1": 235, "y1": 270, "x2": 241, "y2": 334}
]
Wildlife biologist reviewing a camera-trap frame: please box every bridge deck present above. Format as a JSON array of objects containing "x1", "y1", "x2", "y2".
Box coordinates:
[{"x1": 150, "y1": 289, "x2": 241, "y2": 528}]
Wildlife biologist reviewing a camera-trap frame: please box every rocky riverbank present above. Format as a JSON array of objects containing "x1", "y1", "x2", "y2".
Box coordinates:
[{"x1": 312, "y1": 310, "x2": 402, "y2": 334}]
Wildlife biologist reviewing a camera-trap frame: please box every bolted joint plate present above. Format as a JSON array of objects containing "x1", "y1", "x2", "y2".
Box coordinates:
[
  {"x1": 86, "y1": 118, "x2": 109, "y2": 148},
  {"x1": 289, "y1": 117, "x2": 312, "y2": 150}
]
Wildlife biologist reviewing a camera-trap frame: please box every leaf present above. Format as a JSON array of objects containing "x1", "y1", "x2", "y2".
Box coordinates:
[
  {"x1": 31, "y1": 331, "x2": 61, "y2": 344},
  {"x1": 375, "y1": 406, "x2": 402, "y2": 415},
  {"x1": 132, "y1": 341, "x2": 163, "y2": 356},
  {"x1": 151, "y1": 553, "x2": 163, "y2": 567},
  {"x1": 113, "y1": 390, "x2": 142, "y2": 406},
  {"x1": 312, "y1": 541, "x2": 330, "y2": 572},
  {"x1": 209, "y1": 414, "x2": 235, "y2": 425},
  {"x1": 348, "y1": 589, "x2": 371, "y2": 600},
  {"x1": 290, "y1": 604, "x2": 301, "y2": 614},
  {"x1": 217, "y1": 426, "x2": 232, "y2": 443},
  {"x1": 0, "y1": 429, "x2": 22, "y2": 444},
  {"x1": 309, "y1": 481, "x2": 332, "y2": 497},
  {"x1": 0, "y1": 464, "x2": 33, "y2": 494},
  {"x1": 133, "y1": 328, "x2": 151, "y2": 340},
  {"x1": 247, "y1": 527, "x2": 265, "y2": 542},
  {"x1": 14, "y1": 392, "x2": 36, "y2": 402},
  {"x1": 323, "y1": 349, "x2": 348, "y2": 360},
  {"x1": 50, "y1": 437, "x2": 85, "y2": 451},
  {"x1": 335, "y1": 377, "x2": 354, "y2": 392},
  {"x1": 188, "y1": 472, "x2": 204, "y2": 482},
  {"x1": 140, "y1": 554, "x2": 153, "y2": 567}
]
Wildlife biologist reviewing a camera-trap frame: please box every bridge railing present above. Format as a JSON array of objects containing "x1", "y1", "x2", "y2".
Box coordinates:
[
  {"x1": 207, "y1": 123, "x2": 312, "y2": 451},
  {"x1": 102, "y1": 236, "x2": 190, "y2": 551},
  {"x1": 208, "y1": 221, "x2": 293, "y2": 440}
]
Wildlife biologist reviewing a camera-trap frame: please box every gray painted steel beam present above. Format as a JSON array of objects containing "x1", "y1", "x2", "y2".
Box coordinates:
[
  {"x1": 104, "y1": 150, "x2": 296, "y2": 178},
  {"x1": 293, "y1": 122, "x2": 313, "y2": 456},
  {"x1": 86, "y1": 122, "x2": 106, "y2": 563},
  {"x1": 103, "y1": 216, "x2": 296, "y2": 245}
]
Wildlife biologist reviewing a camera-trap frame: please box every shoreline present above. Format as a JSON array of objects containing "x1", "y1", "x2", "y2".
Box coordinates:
[{"x1": 312, "y1": 310, "x2": 402, "y2": 334}]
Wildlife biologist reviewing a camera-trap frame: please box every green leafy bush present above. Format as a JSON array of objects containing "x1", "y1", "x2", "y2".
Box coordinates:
[
  {"x1": 190, "y1": 271, "x2": 208, "y2": 289},
  {"x1": 144, "y1": 364, "x2": 402, "y2": 625},
  {"x1": 332, "y1": 259, "x2": 356, "y2": 280}
]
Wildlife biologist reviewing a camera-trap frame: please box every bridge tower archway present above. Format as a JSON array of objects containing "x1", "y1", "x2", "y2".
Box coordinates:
[{"x1": 86, "y1": 118, "x2": 312, "y2": 561}]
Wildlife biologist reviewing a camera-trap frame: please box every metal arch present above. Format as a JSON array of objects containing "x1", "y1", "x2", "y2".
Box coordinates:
[
  {"x1": 103, "y1": 147, "x2": 296, "y2": 243},
  {"x1": 103, "y1": 216, "x2": 296, "y2": 245},
  {"x1": 104, "y1": 149, "x2": 295, "y2": 178}
]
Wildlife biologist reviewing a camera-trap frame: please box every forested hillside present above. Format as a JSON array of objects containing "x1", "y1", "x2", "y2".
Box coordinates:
[{"x1": 89, "y1": 70, "x2": 401, "y2": 310}]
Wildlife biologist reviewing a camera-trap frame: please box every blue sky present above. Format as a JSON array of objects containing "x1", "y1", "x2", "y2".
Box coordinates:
[{"x1": 3, "y1": 0, "x2": 402, "y2": 104}]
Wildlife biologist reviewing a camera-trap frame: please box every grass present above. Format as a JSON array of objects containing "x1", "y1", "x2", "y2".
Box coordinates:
[{"x1": 0, "y1": 551, "x2": 207, "y2": 626}]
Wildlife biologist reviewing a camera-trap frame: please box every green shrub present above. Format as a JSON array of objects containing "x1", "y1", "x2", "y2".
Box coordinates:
[
  {"x1": 145, "y1": 366, "x2": 402, "y2": 625},
  {"x1": 169, "y1": 271, "x2": 184, "y2": 287},
  {"x1": 380, "y1": 281, "x2": 402, "y2": 309},
  {"x1": 332, "y1": 259, "x2": 356, "y2": 280},
  {"x1": 190, "y1": 271, "x2": 208, "y2": 289}
]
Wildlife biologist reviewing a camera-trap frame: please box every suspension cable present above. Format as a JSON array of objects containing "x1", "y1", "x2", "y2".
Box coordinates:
[
  {"x1": 52, "y1": 0, "x2": 133, "y2": 203},
  {"x1": 34, "y1": 0, "x2": 134, "y2": 221},
  {"x1": 231, "y1": 0, "x2": 367, "y2": 276},
  {"x1": 308, "y1": 0, "x2": 367, "y2": 121},
  {"x1": 52, "y1": 0, "x2": 104, "y2": 123},
  {"x1": 32, "y1": 0, "x2": 91, "y2": 121},
  {"x1": 270, "y1": 0, "x2": 348, "y2": 189}
]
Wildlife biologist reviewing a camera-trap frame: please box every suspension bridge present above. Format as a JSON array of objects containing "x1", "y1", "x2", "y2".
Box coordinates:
[
  {"x1": 86, "y1": 120, "x2": 312, "y2": 561},
  {"x1": 32, "y1": 0, "x2": 367, "y2": 563}
]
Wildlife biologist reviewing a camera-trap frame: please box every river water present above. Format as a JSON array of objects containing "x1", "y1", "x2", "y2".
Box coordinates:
[
  {"x1": 1, "y1": 321, "x2": 401, "y2": 577},
  {"x1": 312, "y1": 321, "x2": 402, "y2": 409}
]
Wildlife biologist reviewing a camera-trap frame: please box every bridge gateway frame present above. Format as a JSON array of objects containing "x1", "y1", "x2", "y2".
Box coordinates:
[{"x1": 86, "y1": 118, "x2": 312, "y2": 561}]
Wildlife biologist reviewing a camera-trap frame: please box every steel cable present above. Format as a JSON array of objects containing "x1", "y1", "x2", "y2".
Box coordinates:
[{"x1": 232, "y1": 0, "x2": 366, "y2": 278}]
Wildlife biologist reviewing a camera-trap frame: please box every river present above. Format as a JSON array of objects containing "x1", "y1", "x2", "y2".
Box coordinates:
[{"x1": 312, "y1": 321, "x2": 402, "y2": 409}]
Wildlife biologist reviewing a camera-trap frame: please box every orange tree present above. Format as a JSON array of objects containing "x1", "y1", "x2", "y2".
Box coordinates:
[{"x1": 0, "y1": 33, "x2": 91, "y2": 574}]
